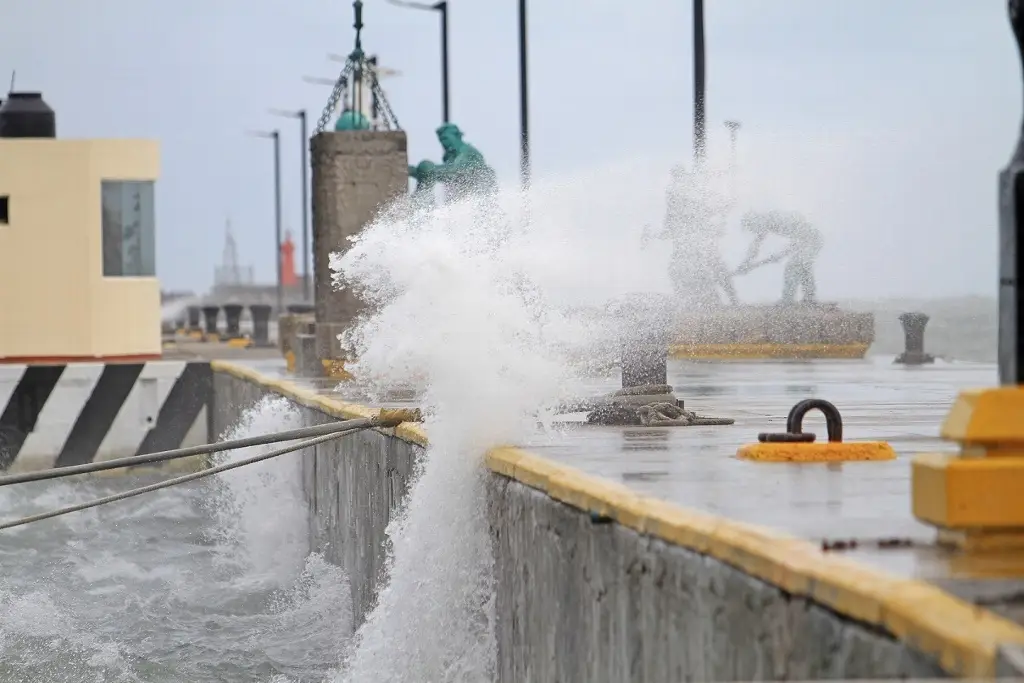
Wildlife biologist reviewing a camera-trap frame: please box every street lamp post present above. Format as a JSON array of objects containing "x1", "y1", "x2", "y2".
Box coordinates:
[
  {"x1": 518, "y1": 0, "x2": 530, "y2": 186},
  {"x1": 693, "y1": 0, "x2": 706, "y2": 166},
  {"x1": 269, "y1": 108, "x2": 312, "y2": 303},
  {"x1": 247, "y1": 129, "x2": 284, "y2": 316},
  {"x1": 385, "y1": 0, "x2": 450, "y2": 122}
]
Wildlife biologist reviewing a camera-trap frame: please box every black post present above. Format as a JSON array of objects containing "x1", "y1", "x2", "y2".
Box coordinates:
[
  {"x1": 1000, "y1": 0, "x2": 1024, "y2": 384},
  {"x1": 693, "y1": 0, "x2": 706, "y2": 166},
  {"x1": 272, "y1": 130, "x2": 284, "y2": 317},
  {"x1": 299, "y1": 110, "x2": 311, "y2": 302},
  {"x1": 518, "y1": 0, "x2": 530, "y2": 186},
  {"x1": 437, "y1": 1, "x2": 450, "y2": 122}
]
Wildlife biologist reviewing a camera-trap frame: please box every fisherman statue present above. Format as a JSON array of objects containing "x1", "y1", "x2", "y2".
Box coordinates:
[
  {"x1": 645, "y1": 165, "x2": 738, "y2": 308},
  {"x1": 408, "y1": 122, "x2": 498, "y2": 201},
  {"x1": 735, "y1": 210, "x2": 822, "y2": 305}
]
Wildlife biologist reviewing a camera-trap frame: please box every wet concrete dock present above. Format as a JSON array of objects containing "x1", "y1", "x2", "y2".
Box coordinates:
[{"x1": 220, "y1": 353, "x2": 1024, "y2": 623}]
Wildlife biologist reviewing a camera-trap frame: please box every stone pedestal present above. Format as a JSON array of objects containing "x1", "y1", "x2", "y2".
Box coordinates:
[
  {"x1": 669, "y1": 303, "x2": 875, "y2": 359},
  {"x1": 311, "y1": 130, "x2": 408, "y2": 370}
]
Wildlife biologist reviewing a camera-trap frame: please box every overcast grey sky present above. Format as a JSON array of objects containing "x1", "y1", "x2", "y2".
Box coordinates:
[{"x1": 3, "y1": 0, "x2": 1020, "y2": 299}]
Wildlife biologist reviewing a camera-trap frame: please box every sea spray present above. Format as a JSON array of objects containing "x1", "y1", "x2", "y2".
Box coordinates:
[
  {"x1": 208, "y1": 395, "x2": 311, "y2": 583},
  {"x1": 329, "y1": 161, "x2": 686, "y2": 682}
]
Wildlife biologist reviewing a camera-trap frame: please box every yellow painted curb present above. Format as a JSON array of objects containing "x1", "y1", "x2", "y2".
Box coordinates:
[
  {"x1": 668, "y1": 342, "x2": 869, "y2": 360},
  {"x1": 737, "y1": 441, "x2": 896, "y2": 462},
  {"x1": 212, "y1": 361, "x2": 1024, "y2": 678},
  {"x1": 211, "y1": 360, "x2": 427, "y2": 446}
]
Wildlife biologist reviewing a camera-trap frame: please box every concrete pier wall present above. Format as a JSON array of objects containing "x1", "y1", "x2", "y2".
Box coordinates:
[{"x1": 210, "y1": 361, "x2": 1023, "y2": 681}]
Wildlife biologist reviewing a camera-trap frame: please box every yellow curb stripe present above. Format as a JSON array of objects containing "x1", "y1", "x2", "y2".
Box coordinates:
[{"x1": 213, "y1": 361, "x2": 1024, "y2": 678}]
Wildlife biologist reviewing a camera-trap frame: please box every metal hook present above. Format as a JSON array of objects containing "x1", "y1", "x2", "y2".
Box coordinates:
[{"x1": 757, "y1": 399, "x2": 844, "y2": 444}]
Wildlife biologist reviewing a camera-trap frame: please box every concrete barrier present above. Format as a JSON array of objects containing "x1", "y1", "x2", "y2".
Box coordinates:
[
  {"x1": 210, "y1": 361, "x2": 1024, "y2": 681},
  {"x1": 0, "y1": 360, "x2": 211, "y2": 473}
]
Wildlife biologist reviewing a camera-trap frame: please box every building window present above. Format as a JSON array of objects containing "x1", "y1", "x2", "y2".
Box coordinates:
[
  {"x1": 0, "y1": 196, "x2": 8, "y2": 224},
  {"x1": 101, "y1": 180, "x2": 155, "y2": 277}
]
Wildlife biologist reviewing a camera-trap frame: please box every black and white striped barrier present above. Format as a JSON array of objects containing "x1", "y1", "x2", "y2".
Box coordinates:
[{"x1": 0, "y1": 361, "x2": 212, "y2": 473}]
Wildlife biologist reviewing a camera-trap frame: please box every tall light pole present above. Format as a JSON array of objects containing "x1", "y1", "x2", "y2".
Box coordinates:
[
  {"x1": 269, "y1": 108, "x2": 312, "y2": 303},
  {"x1": 246, "y1": 129, "x2": 284, "y2": 316},
  {"x1": 693, "y1": 0, "x2": 706, "y2": 166},
  {"x1": 518, "y1": 0, "x2": 530, "y2": 186},
  {"x1": 384, "y1": 0, "x2": 450, "y2": 122}
]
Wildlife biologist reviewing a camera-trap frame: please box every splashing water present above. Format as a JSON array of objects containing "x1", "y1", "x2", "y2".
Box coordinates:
[
  {"x1": 0, "y1": 395, "x2": 350, "y2": 682},
  {"x1": 328, "y1": 158, "x2": 724, "y2": 682},
  {"x1": 208, "y1": 395, "x2": 312, "y2": 584}
]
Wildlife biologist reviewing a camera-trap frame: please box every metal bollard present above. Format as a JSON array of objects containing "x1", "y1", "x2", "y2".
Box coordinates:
[
  {"x1": 618, "y1": 293, "x2": 672, "y2": 389},
  {"x1": 621, "y1": 339, "x2": 668, "y2": 388},
  {"x1": 187, "y1": 306, "x2": 202, "y2": 332},
  {"x1": 894, "y1": 311, "x2": 935, "y2": 365},
  {"x1": 222, "y1": 304, "x2": 244, "y2": 340},
  {"x1": 250, "y1": 304, "x2": 273, "y2": 347},
  {"x1": 201, "y1": 305, "x2": 220, "y2": 337}
]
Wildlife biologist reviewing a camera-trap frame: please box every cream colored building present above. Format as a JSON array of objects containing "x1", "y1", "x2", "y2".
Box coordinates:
[{"x1": 0, "y1": 138, "x2": 161, "y2": 361}]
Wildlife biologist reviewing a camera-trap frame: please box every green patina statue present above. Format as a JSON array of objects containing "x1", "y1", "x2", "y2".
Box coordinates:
[{"x1": 408, "y1": 123, "x2": 497, "y2": 197}]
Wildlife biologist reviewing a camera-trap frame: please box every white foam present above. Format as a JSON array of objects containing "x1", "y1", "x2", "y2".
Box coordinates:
[
  {"x1": 329, "y1": 159, "x2": 717, "y2": 681},
  {"x1": 208, "y1": 395, "x2": 312, "y2": 586}
]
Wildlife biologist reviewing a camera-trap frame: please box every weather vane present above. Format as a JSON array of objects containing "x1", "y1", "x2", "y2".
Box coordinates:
[{"x1": 315, "y1": 0, "x2": 401, "y2": 133}]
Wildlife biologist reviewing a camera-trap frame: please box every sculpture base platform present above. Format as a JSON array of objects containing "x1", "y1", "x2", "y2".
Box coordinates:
[{"x1": 669, "y1": 303, "x2": 874, "y2": 361}]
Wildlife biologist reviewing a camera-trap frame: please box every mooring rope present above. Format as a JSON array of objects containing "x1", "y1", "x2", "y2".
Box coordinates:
[
  {"x1": 0, "y1": 408, "x2": 422, "y2": 488},
  {"x1": 0, "y1": 429, "x2": 360, "y2": 532}
]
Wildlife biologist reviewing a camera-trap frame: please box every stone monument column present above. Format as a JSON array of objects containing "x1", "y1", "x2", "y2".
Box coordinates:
[{"x1": 311, "y1": 130, "x2": 408, "y2": 370}]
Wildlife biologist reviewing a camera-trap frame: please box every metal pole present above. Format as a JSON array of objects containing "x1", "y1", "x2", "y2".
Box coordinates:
[
  {"x1": 1000, "y1": 0, "x2": 1024, "y2": 384},
  {"x1": 518, "y1": 0, "x2": 530, "y2": 186},
  {"x1": 299, "y1": 110, "x2": 311, "y2": 302},
  {"x1": 438, "y1": 1, "x2": 450, "y2": 122},
  {"x1": 693, "y1": 0, "x2": 706, "y2": 166},
  {"x1": 272, "y1": 130, "x2": 284, "y2": 316}
]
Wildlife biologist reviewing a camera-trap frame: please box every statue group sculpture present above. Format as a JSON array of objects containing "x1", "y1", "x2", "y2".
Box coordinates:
[{"x1": 654, "y1": 165, "x2": 822, "y2": 307}]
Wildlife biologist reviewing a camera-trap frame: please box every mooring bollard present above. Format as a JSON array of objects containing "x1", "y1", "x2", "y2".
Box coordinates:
[
  {"x1": 222, "y1": 304, "x2": 244, "y2": 340},
  {"x1": 894, "y1": 311, "x2": 935, "y2": 365},
  {"x1": 618, "y1": 293, "x2": 672, "y2": 389},
  {"x1": 621, "y1": 339, "x2": 668, "y2": 388},
  {"x1": 201, "y1": 305, "x2": 220, "y2": 338},
  {"x1": 250, "y1": 304, "x2": 272, "y2": 347}
]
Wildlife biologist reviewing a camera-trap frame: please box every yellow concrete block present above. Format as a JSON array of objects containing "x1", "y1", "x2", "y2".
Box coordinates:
[
  {"x1": 912, "y1": 453, "x2": 1024, "y2": 528},
  {"x1": 187, "y1": 331, "x2": 203, "y2": 340},
  {"x1": 204, "y1": 333, "x2": 220, "y2": 343},
  {"x1": 226, "y1": 338, "x2": 252, "y2": 349},
  {"x1": 941, "y1": 386, "x2": 1024, "y2": 447},
  {"x1": 736, "y1": 441, "x2": 896, "y2": 462}
]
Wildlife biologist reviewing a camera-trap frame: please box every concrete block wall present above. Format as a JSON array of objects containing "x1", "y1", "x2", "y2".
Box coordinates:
[{"x1": 210, "y1": 362, "x2": 1024, "y2": 681}]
